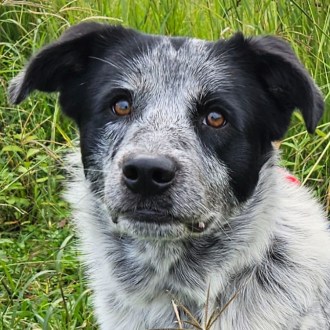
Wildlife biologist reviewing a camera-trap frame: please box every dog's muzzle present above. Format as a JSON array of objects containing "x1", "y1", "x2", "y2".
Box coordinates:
[{"x1": 108, "y1": 154, "x2": 209, "y2": 234}]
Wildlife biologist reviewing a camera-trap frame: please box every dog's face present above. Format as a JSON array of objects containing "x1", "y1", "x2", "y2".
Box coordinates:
[{"x1": 9, "y1": 23, "x2": 323, "y2": 239}]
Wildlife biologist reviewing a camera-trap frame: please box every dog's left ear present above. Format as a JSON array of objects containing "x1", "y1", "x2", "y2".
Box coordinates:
[
  {"x1": 8, "y1": 22, "x2": 106, "y2": 105},
  {"x1": 8, "y1": 23, "x2": 135, "y2": 109},
  {"x1": 244, "y1": 35, "x2": 324, "y2": 138}
]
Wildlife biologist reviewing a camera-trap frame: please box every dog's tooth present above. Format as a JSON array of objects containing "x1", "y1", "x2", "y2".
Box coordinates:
[{"x1": 198, "y1": 222, "x2": 205, "y2": 230}]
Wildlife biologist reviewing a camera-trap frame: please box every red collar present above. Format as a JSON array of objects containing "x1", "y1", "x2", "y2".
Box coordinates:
[
  {"x1": 278, "y1": 168, "x2": 300, "y2": 185},
  {"x1": 285, "y1": 174, "x2": 300, "y2": 185}
]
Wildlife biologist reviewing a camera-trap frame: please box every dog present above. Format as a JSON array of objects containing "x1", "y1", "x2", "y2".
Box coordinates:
[{"x1": 9, "y1": 22, "x2": 330, "y2": 329}]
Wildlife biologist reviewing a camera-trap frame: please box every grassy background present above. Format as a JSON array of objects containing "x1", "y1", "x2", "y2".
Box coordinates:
[{"x1": 0, "y1": 0, "x2": 329, "y2": 329}]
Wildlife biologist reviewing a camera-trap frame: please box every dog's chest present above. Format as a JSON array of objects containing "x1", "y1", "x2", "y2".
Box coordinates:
[
  {"x1": 108, "y1": 237, "x2": 209, "y2": 301},
  {"x1": 99, "y1": 238, "x2": 210, "y2": 328}
]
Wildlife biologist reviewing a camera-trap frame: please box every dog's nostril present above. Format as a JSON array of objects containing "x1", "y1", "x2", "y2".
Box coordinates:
[
  {"x1": 152, "y1": 168, "x2": 175, "y2": 184},
  {"x1": 123, "y1": 165, "x2": 139, "y2": 181}
]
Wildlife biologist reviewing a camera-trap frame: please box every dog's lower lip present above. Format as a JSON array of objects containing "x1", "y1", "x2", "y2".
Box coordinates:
[
  {"x1": 118, "y1": 210, "x2": 177, "y2": 224},
  {"x1": 112, "y1": 209, "x2": 208, "y2": 233},
  {"x1": 111, "y1": 210, "x2": 209, "y2": 232}
]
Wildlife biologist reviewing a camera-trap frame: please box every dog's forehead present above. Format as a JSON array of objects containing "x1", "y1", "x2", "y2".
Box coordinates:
[{"x1": 113, "y1": 36, "x2": 229, "y2": 97}]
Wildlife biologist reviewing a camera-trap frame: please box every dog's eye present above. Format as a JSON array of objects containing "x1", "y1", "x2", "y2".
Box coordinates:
[
  {"x1": 112, "y1": 99, "x2": 132, "y2": 116},
  {"x1": 204, "y1": 111, "x2": 226, "y2": 128}
]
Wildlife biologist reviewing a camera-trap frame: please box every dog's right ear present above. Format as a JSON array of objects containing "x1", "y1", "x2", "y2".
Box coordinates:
[{"x1": 8, "y1": 22, "x2": 130, "y2": 105}]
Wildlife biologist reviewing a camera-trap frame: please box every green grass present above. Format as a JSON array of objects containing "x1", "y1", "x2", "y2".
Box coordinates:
[{"x1": 0, "y1": 0, "x2": 329, "y2": 329}]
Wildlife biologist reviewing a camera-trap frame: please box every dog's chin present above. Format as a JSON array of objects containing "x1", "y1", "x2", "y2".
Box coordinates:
[{"x1": 109, "y1": 210, "x2": 211, "y2": 239}]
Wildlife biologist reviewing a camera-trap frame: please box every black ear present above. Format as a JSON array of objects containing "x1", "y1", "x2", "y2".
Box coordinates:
[
  {"x1": 8, "y1": 22, "x2": 131, "y2": 105},
  {"x1": 245, "y1": 35, "x2": 324, "y2": 137}
]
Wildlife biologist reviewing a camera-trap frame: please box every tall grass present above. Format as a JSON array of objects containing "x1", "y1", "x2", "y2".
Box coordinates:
[{"x1": 0, "y1": 0, "x2": 329, "y2": 329}]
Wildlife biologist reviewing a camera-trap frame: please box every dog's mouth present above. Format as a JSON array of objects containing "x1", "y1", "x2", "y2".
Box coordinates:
[{"x1": 110, "y1": 209, "x2": 209, "y2": 233}]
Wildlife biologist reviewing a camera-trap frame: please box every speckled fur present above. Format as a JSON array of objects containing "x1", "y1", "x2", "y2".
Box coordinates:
[
  {"x1": 65, "y1": 151, "x2": 330, "y2": 330},
  {"x1": 9, "y1": 23, "x2": 330, "y2": 329}
]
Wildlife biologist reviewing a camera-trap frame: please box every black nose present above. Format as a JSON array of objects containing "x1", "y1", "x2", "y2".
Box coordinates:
[{"x1": 122, "y1": 155, "x2": 177, "y2": 196}]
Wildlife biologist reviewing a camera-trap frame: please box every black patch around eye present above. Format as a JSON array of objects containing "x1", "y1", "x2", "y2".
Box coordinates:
[{"x1": 190, "y1": 90, "x2": 273, "y2": 204}]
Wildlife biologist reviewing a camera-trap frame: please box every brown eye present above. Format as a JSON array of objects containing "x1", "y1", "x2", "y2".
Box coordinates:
[
  {"x1": 204, "y1": 111, "x2": 226, "y2": 128},
  {"x1": 112, "y1": 99, "x2": 132, "y2": 116}
]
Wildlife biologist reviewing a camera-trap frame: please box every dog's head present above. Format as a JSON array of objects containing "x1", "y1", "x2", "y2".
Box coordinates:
[{"x1": 9, "y1": 23, "x2": 324, "y2": 238}]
